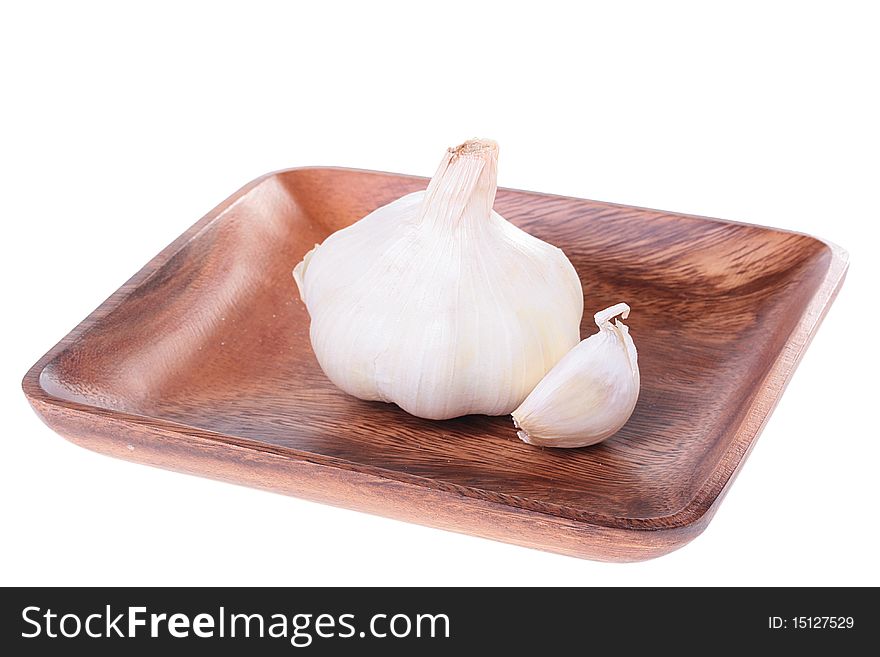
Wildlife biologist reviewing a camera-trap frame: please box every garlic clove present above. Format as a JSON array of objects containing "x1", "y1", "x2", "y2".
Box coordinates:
[
  {"x1": 511, "y1": 303, "x2": 639, "y2": 448},
  {"x1": 292, "y1": 244, "x2": 318, "y2": 303}
]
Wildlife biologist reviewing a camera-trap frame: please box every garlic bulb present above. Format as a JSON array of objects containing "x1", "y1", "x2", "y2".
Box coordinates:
[
  {"x1": 293, "y1": 139, "x2": 584, "y2": 420},
  {"x1": 511, "y1": 303, "x2": 639, "y2": 448}
]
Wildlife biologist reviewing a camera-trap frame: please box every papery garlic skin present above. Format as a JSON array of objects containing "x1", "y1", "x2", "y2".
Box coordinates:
[
  {"x1": 511, "y1": 303, "x2": 639, "y2": 448},
  {"x1": 293, "y1": 139, "x2": 584, "y2": 420}
]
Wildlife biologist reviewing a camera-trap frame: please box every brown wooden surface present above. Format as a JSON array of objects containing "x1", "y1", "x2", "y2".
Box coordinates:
[{"x1": 22, "y1": 167, "x2": 848, "y2": 561}]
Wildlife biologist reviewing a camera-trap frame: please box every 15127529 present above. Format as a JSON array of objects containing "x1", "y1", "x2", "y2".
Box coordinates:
[{"x1": 769, "y1": 617, "x2": 855, "y2": 630}]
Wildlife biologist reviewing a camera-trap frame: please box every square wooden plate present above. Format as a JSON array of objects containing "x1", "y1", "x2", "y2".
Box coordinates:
[{"x1": 23, "y1": 168, "x2": 847, "y2": 561}]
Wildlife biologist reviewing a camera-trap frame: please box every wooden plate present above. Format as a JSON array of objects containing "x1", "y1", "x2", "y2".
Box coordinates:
[{"x1": 23, "y1": 168, "x2": 847, "y2": 561}]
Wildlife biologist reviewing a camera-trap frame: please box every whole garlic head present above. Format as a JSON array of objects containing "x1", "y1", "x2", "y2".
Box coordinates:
[
  {"x1": 511, "y1": 303, "x2": 639, "y2": 448},
  {"x1": 293, "y1": 139, "x2": 584, "y2": 420}
]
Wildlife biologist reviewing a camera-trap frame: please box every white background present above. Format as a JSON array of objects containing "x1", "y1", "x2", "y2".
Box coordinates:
[{"x1": 2, "y1": 1, "x2": 877, "y2": 586}]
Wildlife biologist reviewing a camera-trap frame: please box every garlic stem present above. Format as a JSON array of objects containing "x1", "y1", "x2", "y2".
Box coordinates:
[
  {"x1": 419, "y1": 139, "x2": 499, "y2": 229},
  {"x1": 595, "y1": 302, "x2": 630, "y2": 325}
]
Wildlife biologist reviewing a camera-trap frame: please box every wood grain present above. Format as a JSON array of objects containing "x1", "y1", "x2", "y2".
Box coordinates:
[{"x1": 22, "y1": 167, "x2": 848, "y2": 561}]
